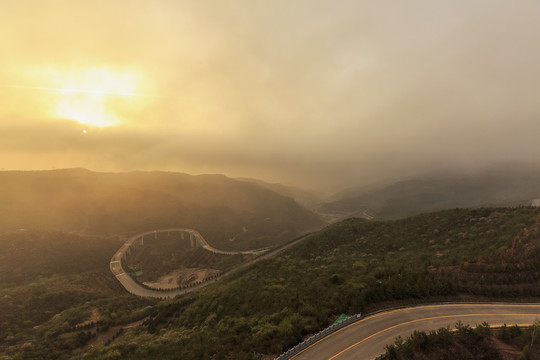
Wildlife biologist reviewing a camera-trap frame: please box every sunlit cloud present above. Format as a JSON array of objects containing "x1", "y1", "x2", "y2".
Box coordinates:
[
  {"x1": 5, "y1": 66, "x2": 154, "y2": 127},
  {"x1": 1, "y1": 0, "x2": 540, "y2": 189},
  {"x1": 9, "y1": 85, "x2": 152, "y2": 97}
]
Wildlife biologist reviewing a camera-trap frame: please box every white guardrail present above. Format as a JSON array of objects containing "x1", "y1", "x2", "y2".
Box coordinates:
[{"x1": 275, "y1": 313, "x2": 363, "y2": 360}]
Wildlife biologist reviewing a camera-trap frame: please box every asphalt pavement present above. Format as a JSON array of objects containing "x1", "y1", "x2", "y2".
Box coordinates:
[
  {"x1": 291, "y1": 303, "x2": 540, "y2": 360},
  {"x1": 109, "y1": 228, "x2": 310, "y2": 298}
]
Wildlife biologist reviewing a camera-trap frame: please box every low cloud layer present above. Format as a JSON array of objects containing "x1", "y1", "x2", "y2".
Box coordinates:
[{"x1": 2, "y1": 1, "x2": 540, "y2": 189}]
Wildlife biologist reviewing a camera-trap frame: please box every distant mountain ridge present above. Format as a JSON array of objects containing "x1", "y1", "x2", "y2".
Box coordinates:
[
  {"x1": 320, "y1": 165, "x2": 540, "y2": 220},
  {"x1": 235, "y1": 177, "x2": 324, "y2": 211},
  {"x1": 0, "y1": 169, "x2": 324, "y2": 250}
]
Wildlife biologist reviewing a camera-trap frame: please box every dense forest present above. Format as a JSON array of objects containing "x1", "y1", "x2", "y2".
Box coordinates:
[{"x1": 1, "y1": 207, "x2": 539, "y2": 359}]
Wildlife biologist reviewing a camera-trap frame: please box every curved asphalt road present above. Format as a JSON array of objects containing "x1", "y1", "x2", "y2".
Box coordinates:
[
  {"x1": 291, "y1": 303, "x2": 540, "y2": 360},
  {"x1": 110, "y1": 228, "x2": 306, "y2": 298},
  {"x1": 110, "y1": 228, "x2": 259, "y2": 298}
]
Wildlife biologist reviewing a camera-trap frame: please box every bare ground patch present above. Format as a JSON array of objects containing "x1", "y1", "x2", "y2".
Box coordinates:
[
  {"x1": 75, "y1": 306, "x2": 101, "y2": 327},
  {"x1": 490, "y1": 336, "x2": 523, "y2": 360},
  {"x1": 143, "y1": 268, "x2": 220, "y2": 289}
]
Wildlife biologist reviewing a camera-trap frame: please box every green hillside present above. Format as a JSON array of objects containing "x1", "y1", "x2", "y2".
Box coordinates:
[
  {"x1": 0, "y1": 230, "x2": 155, "y2": 357},
  {"x1": 2, "y1": 206, "x2": 538, "y2": 359}
]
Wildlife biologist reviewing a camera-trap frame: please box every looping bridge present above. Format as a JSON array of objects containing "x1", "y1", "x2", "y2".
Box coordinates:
[{"x1": 110, "y1": 228, "x2": 267, "y2": 298}]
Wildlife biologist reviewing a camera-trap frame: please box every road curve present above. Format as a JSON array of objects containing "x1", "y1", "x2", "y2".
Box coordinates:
[
  {"x1": 110, "y1": 228, "x2": 265, "y2": 298},
  {"x1": 110, "y1": 228, "x2": 300, "y2": 298},
  {"x1": 291, "y1": 303, "x2": 540, "y2": 360}
]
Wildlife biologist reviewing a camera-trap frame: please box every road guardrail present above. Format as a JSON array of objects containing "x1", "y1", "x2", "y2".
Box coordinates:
[{"x1": 275, "y1": 313, "x2": 362, "y2": 360}]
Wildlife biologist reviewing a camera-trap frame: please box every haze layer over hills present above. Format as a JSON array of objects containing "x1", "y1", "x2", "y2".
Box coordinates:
[
  {"x1": 320, "y1": 165, "x2": 540, "y2": 221},
  {"x1": 0, "y1": 169, "x2": 323, "y2": 250}
]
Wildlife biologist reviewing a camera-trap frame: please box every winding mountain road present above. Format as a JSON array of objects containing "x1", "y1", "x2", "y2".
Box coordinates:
[
  {"x1": 290, "y1": 303, "x2": 540, "y2": 360},
  {"x1": 110, "y1": 228, "x2": 307, "y2": 298},
  {"x1": 109, "y1": 228, "x2": 260, "y2": 298}
]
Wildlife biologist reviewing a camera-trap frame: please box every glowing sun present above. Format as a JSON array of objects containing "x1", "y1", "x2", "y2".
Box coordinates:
[
  {"x1": 21, "y1": 67, "x2": 150, "y2": 127},
  {"x1": 52, "y1": 67, "x2": 146, "y2": 127}
]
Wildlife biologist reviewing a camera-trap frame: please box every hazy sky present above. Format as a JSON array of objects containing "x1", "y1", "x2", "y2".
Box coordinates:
[{"x1": 1, "y1": 1, "x2": 540, "y2": 189}]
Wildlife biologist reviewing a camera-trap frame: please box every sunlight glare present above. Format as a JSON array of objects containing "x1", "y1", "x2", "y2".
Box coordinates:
[{"x1": 26, "y1": 67, "x2": 147, "y2": 127}]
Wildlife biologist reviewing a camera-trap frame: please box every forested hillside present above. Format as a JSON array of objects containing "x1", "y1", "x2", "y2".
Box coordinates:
[
  {"x1": 0, "y1": 230, "x2": 154, "y2": 357},
  {"x1": 3, "y1": 206, "x2": 537, "y2": 359},
  {"x1": 0, "y1": 169, "x2": 323, "y2": 250}
]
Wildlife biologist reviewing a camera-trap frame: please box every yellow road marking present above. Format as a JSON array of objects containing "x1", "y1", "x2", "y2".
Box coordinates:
[
  {"x1": 289, "y1": 304, "x2": 540, "y2": 360},
  {"x1": 328, "y1": 314, "x2": 540, "y2": 359}
]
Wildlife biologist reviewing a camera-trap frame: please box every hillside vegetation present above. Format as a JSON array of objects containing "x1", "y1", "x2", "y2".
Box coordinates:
[
  {"x1": 0, "y1": 169, "x2": 323, "y2": 250},
  {"x1": 2, "y1": 206, "x2": 532, "y2": 359},
  {"x1": 0, "y1": 230, "x2": 155, "y2": 358}
]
